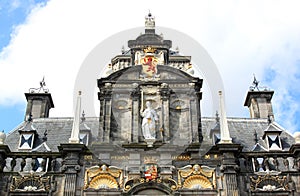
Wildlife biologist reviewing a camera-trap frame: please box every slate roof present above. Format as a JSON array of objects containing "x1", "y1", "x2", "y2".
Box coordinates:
[{"x1": 5, "y1": 117, "x2": 295, "y2": 153}]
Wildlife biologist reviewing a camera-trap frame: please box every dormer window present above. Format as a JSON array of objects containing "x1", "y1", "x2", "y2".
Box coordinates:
[
  {"x1": 79, "y1": 133, "x2": 89, "y2": 145},
  {"x1": 18, "y1": 120, "x2": 36, "y2": 150},
  {"x1": 19, "y1": 133, "x2": 34, "y2": 149},
  {"x1": 213, "y1": 133, "x2": 220, "y2": 144},
  {"x1": 262, "y1": 123, "x2": 283, "y2": 151},
  {"x1": 266, "y1": 134, "x2": 282, "y2": 150}
]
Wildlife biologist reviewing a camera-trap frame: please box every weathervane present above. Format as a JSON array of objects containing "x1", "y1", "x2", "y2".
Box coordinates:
[
  {"x1": 250, "y1": 74, "x2": 260, "y2": 91},
  {"x1": 29, "y1": 77, "x2": 49, "y2": 93},
  {"x1": 249, "y1": 74, "x2": 269, "y2": 91}
]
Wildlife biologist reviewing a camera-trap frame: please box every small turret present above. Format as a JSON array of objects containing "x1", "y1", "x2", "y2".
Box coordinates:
[
  {"x1": 24, "y1": 78, "x2": 54, "y2": 121},
  {"x1": 244, "y1": 76, "x2": 274, "y2": 120}
]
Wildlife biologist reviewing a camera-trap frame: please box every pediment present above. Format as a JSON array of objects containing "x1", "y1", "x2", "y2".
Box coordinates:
[{"x1": 98, "y1": 65, "x2": 201, "y2": 84}]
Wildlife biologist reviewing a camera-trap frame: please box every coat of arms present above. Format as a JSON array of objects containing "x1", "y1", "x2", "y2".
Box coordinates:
[
  {"x1": 144, "y1": 156, "x2": 158, "y2": 180},
  {"x1": 144, "y1": 164, "x2": 158, "y2": 180},
  {"x1": 135, "y1": 47, "x2": 164, "y2": 78}
]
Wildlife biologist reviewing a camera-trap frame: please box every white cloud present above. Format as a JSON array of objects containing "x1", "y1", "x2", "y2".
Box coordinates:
[{"x1": 1, "y1": 0, "x2": 300, "y2": 133}]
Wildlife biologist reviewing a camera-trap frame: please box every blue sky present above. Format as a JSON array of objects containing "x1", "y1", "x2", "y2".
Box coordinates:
[
  {"x1": 0, "y1": 0, "x2": 48, "y2": 132},
  {"x1": 0, "y1": 0, "x2": 300, "y2": 135}
]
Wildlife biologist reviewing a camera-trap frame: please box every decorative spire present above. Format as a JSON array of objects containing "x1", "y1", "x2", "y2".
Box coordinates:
[
  {"x1": 215, "y1": 111, "x2": 220, "y2": 123},
  {"x1": 69, "y1": 91, "x2": 82, "y2": 143},
  {"x1": 42, "y1": 130, "x2": 48, "y2": 142},
  {"x1": 121, "y1": 46, "x2": 125, "y2": 54},
  {"x1": 218, "y1": 91, "x2": 232, "y2": 144},
  {"x1": 81, "y1": 110, "x2": 86, "y2": 122},
  {"x1": 145, "y1": 11, "x2": 155, "y2": 30},
  {"x1": 254, "y1": 130, "x2": 258, "y2": 144}
]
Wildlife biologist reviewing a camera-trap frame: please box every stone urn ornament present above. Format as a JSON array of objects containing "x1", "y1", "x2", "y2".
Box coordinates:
[{"x1": 0, "y1": 130, "x2": 6, "y2": 145}]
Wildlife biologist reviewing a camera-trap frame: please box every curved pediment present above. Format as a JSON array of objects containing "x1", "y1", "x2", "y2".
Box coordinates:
[{"x1": 98, "y1": 65, "x2": 202, "y2": 85}]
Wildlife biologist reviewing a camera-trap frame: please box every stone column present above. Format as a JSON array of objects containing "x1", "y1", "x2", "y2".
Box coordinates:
[
  {"x1": 59, "y1": 143, "x2": 86, "y2": 196},
  {"x1": 216, "y1": 143, "x2": 242, "y2": 196}
]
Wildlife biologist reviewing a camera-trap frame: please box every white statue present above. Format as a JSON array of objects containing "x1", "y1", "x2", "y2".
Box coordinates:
[{"x1": 141, "y1": 101, "x2": 158, "y2": 139}]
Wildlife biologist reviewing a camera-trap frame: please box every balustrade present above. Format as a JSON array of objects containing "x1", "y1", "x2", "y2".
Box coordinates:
[{"x1": 3, "y1": 153, "x2": 62, "y2": 173}]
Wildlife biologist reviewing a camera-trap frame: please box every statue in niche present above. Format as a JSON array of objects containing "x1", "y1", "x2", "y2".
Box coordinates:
[{"x1": 141, "y1": 101, "x2": 158, "y2": 140}]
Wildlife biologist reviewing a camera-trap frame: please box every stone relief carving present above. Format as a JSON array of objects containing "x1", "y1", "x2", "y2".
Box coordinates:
[{"x1": 84, "y1": 164, "x2": 123, "y2": 190}]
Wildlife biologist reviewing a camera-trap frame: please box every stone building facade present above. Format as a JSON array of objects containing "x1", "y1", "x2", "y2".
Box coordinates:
[{"x1": 0, "y1": 13, "x2": 300, "y2": 196}]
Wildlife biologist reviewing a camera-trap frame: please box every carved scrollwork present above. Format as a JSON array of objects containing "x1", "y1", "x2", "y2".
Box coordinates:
[
  {"x1": 10, "y1": 173, "x2": 51, "y2": 192},
  {"x1": 249, "y1": 175, "x2": 289, "y2": 191},
  {"x1": 123, "y1": 177, "x2": 178, "y2": 193}
]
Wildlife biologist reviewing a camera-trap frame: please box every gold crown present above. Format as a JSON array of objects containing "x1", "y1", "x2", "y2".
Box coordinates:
[
  {"x1": 143, "y1": 46, "x2": 156, "y2": 53},
  {"x1": 144, "y1": 156, "x2": 158, "y2": 164}
]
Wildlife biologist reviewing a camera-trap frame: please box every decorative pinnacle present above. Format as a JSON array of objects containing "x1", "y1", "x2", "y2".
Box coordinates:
[
  {"x1": 81, "y1": 110, "x2": 86, "y2": 122},
  {"x1": 254, "y1": 130, "x2": 258, "y2": 144},
  {"x1": 145, "y1": 11, "x2": 155, "y2": 30},
  {"x1": 218, "y1": 91, "x2": 232, "y2": 144},
  {"x1": 215, "y1": 111, "x2": 220, "y2": 123}
]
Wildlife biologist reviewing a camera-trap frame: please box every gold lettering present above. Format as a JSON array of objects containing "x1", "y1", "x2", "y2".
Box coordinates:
[
  {"x1": 172, "y1": 155, "x2": 191, "y2": 161},
  {"x1": 111, "y1": 156, "x2": 129, "y2": 160}
]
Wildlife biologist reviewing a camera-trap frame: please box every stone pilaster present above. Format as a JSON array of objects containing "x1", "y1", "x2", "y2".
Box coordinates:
[
  {"x1": 59, "y1": 143, "x2": 86, "y2": 196},
  {"x1": 159, "y1": 83, "x2": 171, "y2": 142},
  {"x1": 98, "y1": 95, "x2": 105, "y2": 142},
  {"x1": 131, "y1": 84, "x2": 140, "y2": 143},
  {"x1": 216, "y1": 143, "x2": 242, "y2": 196},
  {"x1": 98, "y1": 83, "x2": 112, "y2": 143},
  {"x1": 290, "y1": 143, "x2": 300, "y2": 192}
]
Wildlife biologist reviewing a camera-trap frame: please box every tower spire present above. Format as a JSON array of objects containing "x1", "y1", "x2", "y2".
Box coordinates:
[
  {"x1": 218, "y1": 91, "x2": 232, "y2": 144},
  {"x1": 69, "y1": 91, "x2": 82, "y2": 143}
]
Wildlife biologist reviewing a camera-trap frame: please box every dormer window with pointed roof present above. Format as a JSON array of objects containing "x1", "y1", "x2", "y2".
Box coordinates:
[
  {"x1": 79, "y1": 110, "x2": 91, "y2": 146},
  {"x1": 18, "y1": 116, "x2": 36, "y2": 150},
  {"x1": 210, "y1": 111, "x2": 221, "y2": 145},
  {"x1": 262, "y1": 123, "x2": 283, "y2": 151}
]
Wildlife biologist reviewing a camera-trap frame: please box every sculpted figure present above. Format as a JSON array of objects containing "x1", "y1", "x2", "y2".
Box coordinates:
[{"x1": 141, "y1": 101, "x2": 158, "y2": 139}]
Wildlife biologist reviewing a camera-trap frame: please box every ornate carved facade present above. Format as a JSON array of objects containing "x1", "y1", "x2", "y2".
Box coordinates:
[{"x1": 0, "y1": 13, "x2": 300, "y2": 196}]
